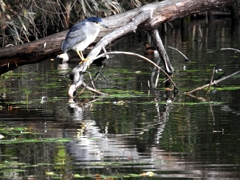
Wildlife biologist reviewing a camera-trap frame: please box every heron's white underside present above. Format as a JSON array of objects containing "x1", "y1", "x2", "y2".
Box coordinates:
[{"x1": 71, "y1": 22, "x2": 100, "y2": 52}]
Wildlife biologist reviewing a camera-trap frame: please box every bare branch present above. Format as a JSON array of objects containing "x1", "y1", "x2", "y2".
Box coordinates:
[
  {"x1": 168, "y1": 46, "x2": 190, "y2": 61},
  {"x1": 186, "y1": 70, "x2": 240, "y2": 94},
  {"x1": 150, "y1": 29, "x2": 174, "y2": 74},
  {"x1": 221, "y1": 48, "x2": 240, "y2": 53},
  {"x1": 83, "y1": 82, "x2": 107, "y2": 96}
]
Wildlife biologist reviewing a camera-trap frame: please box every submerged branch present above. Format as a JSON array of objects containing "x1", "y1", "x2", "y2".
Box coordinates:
[
  {"x1": 186, "y1": 70, "x2": 240, "y2": 94},
  {"x1": 94, "y1": 51, "x2": 177, "y2": 87}
]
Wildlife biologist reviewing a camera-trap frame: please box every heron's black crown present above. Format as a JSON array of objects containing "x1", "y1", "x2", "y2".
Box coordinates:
[{"x1": 87, "y1": 17, "x2": 102, "y2": 23}]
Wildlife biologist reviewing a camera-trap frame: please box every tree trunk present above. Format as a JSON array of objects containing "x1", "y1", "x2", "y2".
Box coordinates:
[
  {"x1": 230, "y1": 0, "x2": 239, "y2": 22},
  {"x1": 0, "y1": 0, "x2": 233, "y2": 75}
]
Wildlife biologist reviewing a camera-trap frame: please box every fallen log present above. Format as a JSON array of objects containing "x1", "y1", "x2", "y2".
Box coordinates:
[
  {"x1": 0, "y1": 30, "x2": 110, "y2": 74},
  {"x1": 0, "y1": 0, "x2": 234, "y2": 102},
  {"x1": 0, "y1": 0, "x2": 233, "y2": 75}
]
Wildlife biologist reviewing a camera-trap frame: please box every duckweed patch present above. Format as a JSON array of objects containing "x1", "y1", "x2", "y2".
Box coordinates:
[
  {"x1": 231, "y1": 55, "x2": 239, "y2": 58},
  {"x1": 200, "y1": 85, "x2": 240, "y2": 91},
  {"x1": 42, "y1": 82, "x2": 64, "y2": 89},
  {"x1": 180, "y1": 69, "x2": 199, "y2": 73},
  {"x1": 0, "y1": 125, "x2": 70, "y2": 145},
  {"x1": 103, "y1": 89, "x2": 145, "y2": 96},
  {"x1": 0, "y1": 161, "x2": 53, "y2": 178},
  {"x1": 0, "y1": 138, "x2": 70, "y2": 144},
  {"x1": 215, "y1": 86, "x2": 240, "y2": 91}
]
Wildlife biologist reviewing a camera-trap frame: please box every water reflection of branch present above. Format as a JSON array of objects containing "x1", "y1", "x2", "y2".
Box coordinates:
[
  {"x1": 68, "y1": 96, "x2": 105, "y2": 119},
  {"x1": 134, "y1": 88, "x2": 176, "y2": 146},
  {"x1": 209, "y1": 104, "x2": 215, "y2": 126},
  {"x1": 149, "y1": 54, "x2": 161, "y2": 89},
  {"x1": 209, "y1": 104, "x2": 224, "y2": 134},
  {"x1": 154, "y1": 101, "x2": 170, "y2": 145}
]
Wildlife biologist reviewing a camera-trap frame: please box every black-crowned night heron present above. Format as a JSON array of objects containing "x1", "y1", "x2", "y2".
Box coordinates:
[{"x1": 61, "y1": 17, "x2": 108, "y2": 63}]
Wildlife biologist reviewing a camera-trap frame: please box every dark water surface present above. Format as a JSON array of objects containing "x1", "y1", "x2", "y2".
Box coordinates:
[{"x1": 1, "y1": 19, "x2": 240, "y2": 179}]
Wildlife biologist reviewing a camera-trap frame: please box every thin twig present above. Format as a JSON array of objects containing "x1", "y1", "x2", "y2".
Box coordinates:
[
  {"x1": 186, "y1": 70, "x2": 240, "y2": 94},
  {"x1": 75, "y1": 79, "x2": 107, "y2": 98},
  {"x1": 220, "y1": 48, "x2": 240, "y2": 53},
  {"x1": 168, "y1": 46, "x2": 190, "y2": 61},
  {"x1": 77, "y1": 86, "x2": 86, "y2": 96},
  {"x1": 85, "y1": 71, "x2": 96, "y2": 89},
  {"x1": 93, "y1": 71, "x2": 108, "y2": 82},
  {"x1": 82, "y1": 82, "x2": 108, "y2": 96},
  {"x1": 205, "y1": 67, "x2": 215, "y2": 96}
]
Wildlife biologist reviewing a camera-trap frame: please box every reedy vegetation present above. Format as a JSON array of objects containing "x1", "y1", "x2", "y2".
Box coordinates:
[{"x1": 0, "y1": 0, "x2": 157, "y2": 46}]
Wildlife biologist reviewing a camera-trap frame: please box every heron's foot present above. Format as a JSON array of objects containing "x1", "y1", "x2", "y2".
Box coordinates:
[{"x1": 79, "y1": 58, "x2": 90, "y2": 64}]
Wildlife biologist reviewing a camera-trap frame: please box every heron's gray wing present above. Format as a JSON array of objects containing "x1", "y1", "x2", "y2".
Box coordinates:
[
  {"x1": 61, "y1": 21, "x2": 87, "y2": 51},
  {"x1": 67, "y1": 21, "x2": 87, "y2": 38}
]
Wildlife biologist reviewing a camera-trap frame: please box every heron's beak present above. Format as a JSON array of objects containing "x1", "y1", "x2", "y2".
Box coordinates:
[{"x1": 100, "y1": 23, "x2": 108, "y2": 28}]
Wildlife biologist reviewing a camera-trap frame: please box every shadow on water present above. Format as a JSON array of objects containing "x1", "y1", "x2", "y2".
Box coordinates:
[{"x1": 1, "y1": 18, "x2": 240, "y2": 179}]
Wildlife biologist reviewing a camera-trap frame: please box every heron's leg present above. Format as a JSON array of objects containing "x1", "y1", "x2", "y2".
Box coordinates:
[
  {"x1": 79, "y1": 51, "x2": 84, "y2": 60},
  {"x1": 76, "y1": 50, "x2": 90, "y2": 64},
  {"x1": 78, "y1": 52, "x2": 90, "y2": 64},
  {"x1": 76, "y1": 50, "x2": 84, "y2": 60}
]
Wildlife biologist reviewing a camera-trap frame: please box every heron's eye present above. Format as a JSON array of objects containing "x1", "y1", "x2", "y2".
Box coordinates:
[{"x1": 95, "y1": 22, "x2": 98, "y2": 24}]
